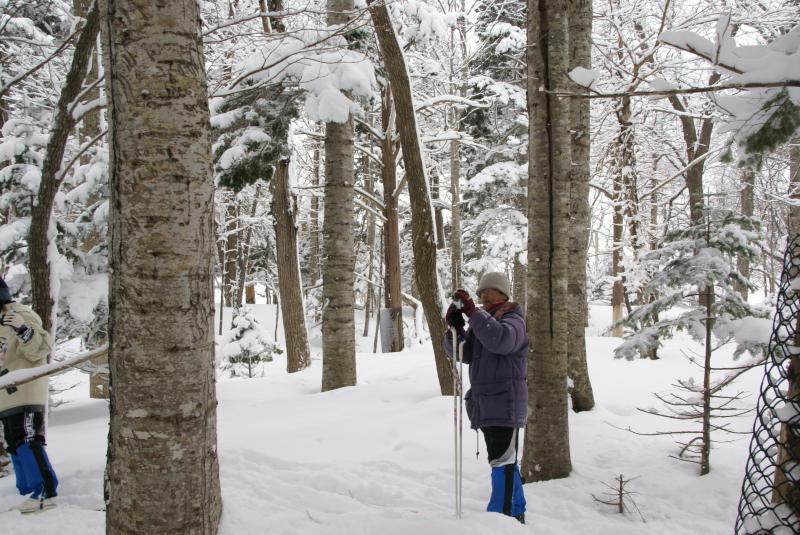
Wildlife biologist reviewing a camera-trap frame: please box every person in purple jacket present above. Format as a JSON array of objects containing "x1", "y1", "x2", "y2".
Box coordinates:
[{"x1": 444, "y1": 272, "x2": 527, "y2": 523}]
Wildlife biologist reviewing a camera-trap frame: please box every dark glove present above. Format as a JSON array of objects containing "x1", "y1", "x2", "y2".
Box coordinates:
[
  {"x1": 1, "y1": 313, "x2": 33, "y2": 343},
  {"x1": 453, "y1": 289, "x2": 476, "y2": 316},
  {"x1": 445, "y1": 304, "x2": 466, "y2": 333}
]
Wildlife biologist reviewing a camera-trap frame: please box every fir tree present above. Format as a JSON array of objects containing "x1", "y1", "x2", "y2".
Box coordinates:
[
  {"x1": 217, "y1": 307, "x2": 279, "y2": 378},
  {"x1": 616, "y1": 207, "x2": 770, "y2": 475},
  {"x1": 615, "y1": 207, "x2": 767, "y2": 360}
]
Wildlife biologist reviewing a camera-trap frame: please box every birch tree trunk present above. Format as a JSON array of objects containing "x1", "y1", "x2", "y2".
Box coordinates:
[
  {"x1": 308, "y1": 144, "x2": 322, "y2": 285},
  {"x1": 369, "y1": 0, "x2": 453, "y2": 394},
  {"x1": 321, "y1": 0, "x2": 357, "y2": 391},
  {"x1": 29, "y1": 3, "x2": 99, "y2": 333},
  {"x1": 381, "y1": 88, "x2": 404, "y2": 352},
  {"x1": 101, "y1": 0, "x2": 222, "y2": 531},
  {"x1": 566, "y1": 0, "x2": 594, "y2": 412},
  {"x1": 272, "y1": 160, "x2": 311, "y2": 373},
  {"x1": 450, "y1": 138, "x2": 462, "y2": 291},
  {"x1": 363, "y1": 162, "x2": 376, "y2": 338},
  {"x1": 521, "y1": 0, "x2": 572, "y2": 482}
]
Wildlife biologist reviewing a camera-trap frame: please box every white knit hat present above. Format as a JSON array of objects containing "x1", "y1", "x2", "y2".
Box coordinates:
[{"x1": 476, "y1": 272, "x2": 511, "y2": 299}]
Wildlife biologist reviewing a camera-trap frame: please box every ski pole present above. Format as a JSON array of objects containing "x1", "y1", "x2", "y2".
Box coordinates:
[
  {"x1": 457, "y1": 331, "x2": 464, "y2": 518},
  {"x1": 452, "y1": 326, "x2": 459, "y2": 519},
  {"x1": 451, "y1": 326, "x2": 464, "y2": 519}
]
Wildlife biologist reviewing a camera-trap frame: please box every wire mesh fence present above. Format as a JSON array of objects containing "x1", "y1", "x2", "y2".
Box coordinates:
[{"x1": 735, "y1": 236, "x2": 800, "y2": 534}]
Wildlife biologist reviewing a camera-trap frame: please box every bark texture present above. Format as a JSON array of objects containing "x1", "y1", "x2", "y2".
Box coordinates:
[
  {"x1": 521, "y1": 0, "x2": 572, "y2": 482},
  {"x1": 369, "y1": 1, "x2": 452, "y2": 394},
  {"x1": 101, "y1": 0, "x2": 222, "y2": 532},
  {"x1": 272, "y1": 160, "x2": 311, "y2": 373},
  {"x1": 566, "y1": 0, "x2": 595, "y2": 412},
  {"x1": 321, "y1": 0, "x2": 357, "y2": 390},
  {"x1": 29, "y1": 3, "x2": 99, "y2": 333}
]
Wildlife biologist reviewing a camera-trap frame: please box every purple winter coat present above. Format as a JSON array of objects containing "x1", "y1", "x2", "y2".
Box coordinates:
[{"x1": 444, "y1": 303, "x2": 528, "y2": 429}]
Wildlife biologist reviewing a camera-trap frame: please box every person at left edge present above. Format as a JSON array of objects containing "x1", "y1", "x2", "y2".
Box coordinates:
[{"x1": 0, "y1": 277, "x2": 58, "y2": 513}]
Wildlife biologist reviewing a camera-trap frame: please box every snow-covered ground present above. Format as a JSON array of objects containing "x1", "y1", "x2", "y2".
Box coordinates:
[{"x1": 0, "y1": 304, "x2": 762, "y2": 534}]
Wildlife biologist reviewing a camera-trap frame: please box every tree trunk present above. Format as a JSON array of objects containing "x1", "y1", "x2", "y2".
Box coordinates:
[
  {"x1": 29, "y1": 3, "x2": 99, "y2": 334},
  {"x1": 381, "y1": 87, "x2": 404, "y2": 352},
  {"x1": 74, "y1": 0, "x2": 102, "y2": 164},
  {"x1": 789, "y1": 137, "x2": 800, "y2": 236},
  {"x1": 308, "y1": 144, "x2": 322, "y2": 284},
  {"x1": 101, "y1": 0, "x2": 222, "y2": 531},
  {"x1": 245, "y1": 283, "x2": 256, "y2": 304},
  {"x1": 363, "y1": 163, "x2": 376, "y2": 338},
  {"x1": 737, "y1": 165, "x2": 756, "y2": 301},
  {"x1": 369, "y1": 1, "x2": 452, "y2": 394},
  {"x1": 271, "y1": 159, "x2": 311, "y2": 373},
  {"x1": 669, "y1": 75, "x2": 718, "y2": 310},
  {"x1": 223, "y1": 200, "x2": 239, "y2": 307},
  {"x1": 566, "y1": 0, "x2": 594, "y2": 413},
  {"x1": 321, "y1": 0, "x2": 357, "y2": 391},
  {"x1": 512, "y1": 254, "x2": 526, "y2": 307},
  {"x1": 432, "y1": 173, "x2": 446, "y2": 249},
  {"x1": 772, "y1": 141, "x2": 800, "y2": 509},
  {"x1": 610, "y1": 173, "x2": 624, "y2": 337},
  {"x1": 521, "y1": 0, "x2": 572, "y2": 482},
  {"x1": 234, "y1": 185, "x2": 262, "y2": 309},
  {"x1": 700, "y1": 282, "x2": 713, "y2": 475},
  {"x1": 450, "y1": 138, "x2": 462, "y2": 291}
]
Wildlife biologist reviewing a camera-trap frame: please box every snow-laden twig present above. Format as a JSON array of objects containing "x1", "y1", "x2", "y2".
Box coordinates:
[
  {"x1": 0, "y1": 27, "x2": 81, "y2": 99},
  {"x1": 0, "y1": 345, "x2": 108, "y2": 390}
]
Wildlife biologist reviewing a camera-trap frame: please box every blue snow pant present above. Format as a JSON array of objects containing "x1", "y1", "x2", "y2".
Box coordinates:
[
  {"x1": 483, "y1": 426, "x2": 525, "y2": 518},
  {"x1": 2, "y1": 411, "x2": 58, "y2": 499}
]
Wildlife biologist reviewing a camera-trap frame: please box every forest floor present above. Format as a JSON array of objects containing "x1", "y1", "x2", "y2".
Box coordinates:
[{"x1": 0, "y1": 304, "x2": 762, "y2": 534}]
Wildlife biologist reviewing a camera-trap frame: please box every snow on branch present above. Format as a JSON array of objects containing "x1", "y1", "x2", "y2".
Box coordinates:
[
  {"x1": 0, "y1": 26, "x2": 80, "y2": 99},
  {"x1": 209, "y1": 18, "x2": 376, "y2": 124},
  {"x1": 415, "y1": 94, "x2": 487, "y2": 112},
  {"x1": 0, "y1": 345, "x2": 108, "y2": 391}
]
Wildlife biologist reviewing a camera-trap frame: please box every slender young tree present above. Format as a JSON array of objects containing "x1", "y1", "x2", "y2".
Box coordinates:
[
  {"x1": 380, "y1": 87, "x2": 404, "y2": 352},
  {"x1": 101, "y1": 0, "x2": 222, "y2": 532},
  {"x1": 29, "y1": 3, "x2": 99, "y2": 333}
]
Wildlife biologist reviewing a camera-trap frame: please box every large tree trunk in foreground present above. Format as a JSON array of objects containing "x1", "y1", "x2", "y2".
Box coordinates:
[
  {"x1": 272, "y1": 160, "x2": 311, "y2": 373},
  {"x1": 773, "y1": 140, "x2": 800, "y2": 509},
  {"x1": 321, "y1": 0, "x2": 357, "y2": 391},
  {"x1": 369, "y1": 1, "x2": 452, "y2": 394},
  {"x1": 29, "y1": 3, "x2": 99, "y2": 334},
  {"x1": 521, "y1": 0, "x2": 572, "y2": 482},
  {"x1": 102, "y1": 0, "x2": 222, "y2": 532},
  {"x1": 566, "y1": 0, "x2": 595, "y2": 412}
]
